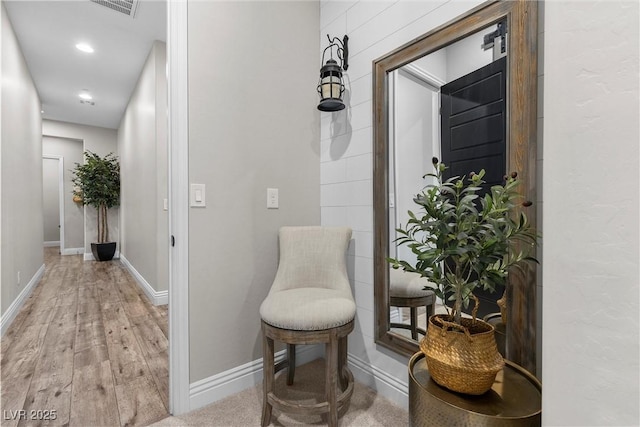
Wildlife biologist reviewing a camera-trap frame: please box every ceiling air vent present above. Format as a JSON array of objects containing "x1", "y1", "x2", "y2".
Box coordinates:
[{"x1": 90, "y1": 0, "x2": 139, "y2": 18}]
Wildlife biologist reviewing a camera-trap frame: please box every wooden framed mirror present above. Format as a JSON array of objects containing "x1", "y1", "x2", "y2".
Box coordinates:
[{"x1": 373, "y1": 0, "x2": 538, "y2": 373}]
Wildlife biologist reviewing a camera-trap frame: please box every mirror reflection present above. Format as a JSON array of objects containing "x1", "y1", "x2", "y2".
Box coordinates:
[
  {"x1": 374, "y1": 0, "x2": 538, "y2": 372},
  {"x1": 387, "y1": 22, "x2": 508, "y2": 342}
]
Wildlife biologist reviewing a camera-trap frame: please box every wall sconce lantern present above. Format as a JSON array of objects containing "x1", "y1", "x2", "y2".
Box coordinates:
[{"x1": 317, "y1": 34, "x2": 349, "y2": 112}]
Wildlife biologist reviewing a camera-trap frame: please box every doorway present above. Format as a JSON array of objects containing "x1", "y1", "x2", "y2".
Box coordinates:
[
  {"x1": 440, "y1": 57, "x2": 508, "y2": 319},
  {"x1": 43, "y1": 136, "x2": 85, "y2": 256},
  {"x1": 42, "y1": 156, "x2": 63, "y2": 251},
  {"x1": 1, "y1": 0, "x2": 182, "y2": 419}
]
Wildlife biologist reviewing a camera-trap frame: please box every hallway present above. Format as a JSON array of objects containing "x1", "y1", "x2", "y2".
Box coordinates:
[{"x1": 1, "y1": 248, "x2": 169, "y2": 427}]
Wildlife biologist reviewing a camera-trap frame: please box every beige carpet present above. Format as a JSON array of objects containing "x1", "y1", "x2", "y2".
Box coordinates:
[{"x1": 149, "y1": 359, "x2": 408, "y2": 427}]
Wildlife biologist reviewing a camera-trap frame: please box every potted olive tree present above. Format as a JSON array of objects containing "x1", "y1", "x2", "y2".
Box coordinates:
[
  {"x1": 389, "y1": 157, "x2": 538, "y2": 395},
  {"x1": 72, "y1": 151, "x2": 120, "y2": 261}
]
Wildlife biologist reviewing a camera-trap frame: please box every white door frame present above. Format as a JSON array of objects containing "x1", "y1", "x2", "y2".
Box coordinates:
[
  {"x1": 42, "y1": 155, "x2": 65, "y2": 252},
  {"x1": 400, "y1": 64, "x2": 444, "y2": 161},
  {"x1": 167, "y1": 0, "x2": 190, "y2": 415}
]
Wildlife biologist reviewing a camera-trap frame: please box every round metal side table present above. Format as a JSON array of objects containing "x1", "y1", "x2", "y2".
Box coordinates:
[{"x1": 409, "y1": 352, "x2": 541, "y2": 427}]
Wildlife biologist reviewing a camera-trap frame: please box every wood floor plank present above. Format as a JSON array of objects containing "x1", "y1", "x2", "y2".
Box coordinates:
[
  {"x1": 18, "y1": 323, "x2": 75, "y2": 427},
  {"x1": 102, "y1": 307, "x2": 150, "y2": 385},
  {"x1": 114, "y1": 280, "x2": 139, "y2": 301},
  {"x1": 1, "y1": 305, "x2": 36, "y2": 353},
  {"x1": 75, "y1": 319, "x2": 107, "y2": 352},
  {"x1": 1, "y1": 350, "x2": 39, "y2": 427},
  {"x1": 31, "y1": 325, "x2": 75, "y2": 382},
  {"x1": 5, "y1": 285, "x2": 46, "y2": 335},
  {"x1": 37, "y1": 272, "x2": 68, "y2": 301},
  {"x1": 69, "y1": 360, "x2": 120, "y2": 427},
  {"x1": 130, "y1": 315, "x2": 168, "y2": 356},
  {"x1": 54, "y1": 289, "x2": 78, "y2": 308},
  {"x1": 3, "y1": 323, "x2": 49, "y2": 359},
  {"x1": 114, "y1": 375, "x2": 167, "y2": 427},
  {"x1": 145, "y1": 349, "x2": 169, "y2": 410},
  {"x1": 18, "y1": 306, "x2": 56, "y2": 331},
  {"x1": 104, "y1": 328, "x2": 150, "y2": 385},
  {"x1": 73, "y1": 344, "x2": 110, "y2": 369},
  {"x1": 18, "y1": 375, "x2": 72, "y2": 427},
  {"x1": 97, "y1": 282, "x2": 122, "y2": 304},
  {"x1": 77, "y1": 285, "x2": 99, "y2": 303},
  {"x1": 101, "y1": 301, "x2": 128, "y2": 325},
  {"x1": 151, "y1": 373, "x2": 170, "y2": 412},
  {"x1": 49, "y1": 303, "x2": 78, "y2": 329},
  {"x1": 23, "y1": 295, "x2": 58, "y2": 321},
  {"x1": 1, "y1": 347, "x2": 39, "y2": 386},
  {"x1": 77, "y1": 301, "x2": 102, "y2": 324},
  {"x1": 123, "y1": 299, "x2": 149, "y2": 319},
  {"x1": 108, "y1": 265, "x2": 130, "y2": 283},
  {"x1": 1, "y1": 384, "x2": 31, "y2": 427},
  {"x1": 1, "y1": 333, "x2": 41, "y2": 402},
  {"x1": 151, "y1": 306, "x2": 169, "y2": 339}
]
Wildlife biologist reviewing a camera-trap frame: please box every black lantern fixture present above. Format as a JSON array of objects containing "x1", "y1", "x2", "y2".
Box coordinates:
[{"x1": 317, "y1": 34, "x2": 349, "y2": 112}]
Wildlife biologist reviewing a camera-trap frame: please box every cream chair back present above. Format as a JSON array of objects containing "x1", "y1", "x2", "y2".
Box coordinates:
[{"x1": 269, "y1": 226, "x2": 352, "y2": 296}]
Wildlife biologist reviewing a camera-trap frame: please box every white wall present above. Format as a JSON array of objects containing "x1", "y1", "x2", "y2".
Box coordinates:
[
  {"x1": 445, "y1": 25, "x2": 494, "y2": 82},
  {"x1": 154, "y1": 41, "x2": 168, "y2": 297},
  {"x1": 412, "y1": 49, "x2": 447, "y2": 83},
  {"x1": 0, "y1": 3, "x2": 44, "y2": 318},
  {"x1": 42, "y1": 136, "x2": 84, "y2": 251},
  {"x1": 320, "y1": 0, "x2": 489, "y2": 406},
  {"x1": 542, "y1": 1, "x2": 639, "y2": 425},
  {"x1": 393, "y1": 70, "x2": 437, "y2": 264},
  {"x1": 187, "y1": 0, "x2": 320, "y2": 384},
  {"x1": 118, "y1": 41, "x2": 168, "y2": 294},
  {"x1": 42, "y1": 120, "x2": 118, "y2": 257}
]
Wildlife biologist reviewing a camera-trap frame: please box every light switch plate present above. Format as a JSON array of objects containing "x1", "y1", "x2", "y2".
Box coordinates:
[
  {"x1": 190, "y1": 184, "x2": 206, "y2": 207},
  {"x1": 267, "y1": 188, "x2": 278, "y2": 209}
]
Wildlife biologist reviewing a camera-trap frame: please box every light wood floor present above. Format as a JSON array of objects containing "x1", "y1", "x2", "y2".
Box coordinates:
[{"x1": 1, "y1": 248, "x2": 169, "y2": 427}]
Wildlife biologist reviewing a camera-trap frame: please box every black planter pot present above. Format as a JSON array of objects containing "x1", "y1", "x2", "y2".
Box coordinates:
[{"x1": 91, "y1": 242, "x2": 117, "y2": 261}]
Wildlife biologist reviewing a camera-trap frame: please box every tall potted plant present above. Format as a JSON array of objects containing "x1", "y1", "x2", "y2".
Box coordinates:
[
  {"x1": 72, "y1": 151, "x2": 120, "y2": 261},
  {"x1": 389, "y1": 157, "x2": 538, "y2": 395}
]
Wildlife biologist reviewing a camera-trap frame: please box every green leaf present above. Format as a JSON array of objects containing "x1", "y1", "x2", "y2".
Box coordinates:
[
  {"x1": 387, "y1": 160, "x2": 539, "y2": 327},
  {"x1": 71, "y1": 151, "x2": 120, "y2": 242}
]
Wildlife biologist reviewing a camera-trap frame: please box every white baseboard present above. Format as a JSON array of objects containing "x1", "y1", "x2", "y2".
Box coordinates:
[
  {"x1": 0, "y1": 264, "x2": 46, "y2": 337},
  {"x1": 119, "y1": 255, "x2": 168, "y2": 306},
  {"x1": 189, "y1": 344, "x2": 323, "y2": 412},
  {"x1": 62, "y1": 247, "x2": 84, "y2": 256},
  {"x1": 84, "y1": 250, "x2": 120, "y2": 262},
  {"x1": 43, "y1": 241, "x2": 60, "y2": 247},
  {"x1": 348, "y1": 353, "x2": 409, "y2": 409}
]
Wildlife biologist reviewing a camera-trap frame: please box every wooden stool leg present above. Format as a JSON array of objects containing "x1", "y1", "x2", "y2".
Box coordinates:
[
  {"x1": 426, "y1": 298, "x2": 435, "y2": 321},
  {"x1": 262, "y1": 329, "x2": 274, "y2": 427},
  {"x1": 410, "y1": 307, "x2": 418, "y2": 340},
  {"x1": 286, "y1": 343, "x2": 296, "y2": 385},
  {"x1": 326, "y1": 331, "x2": 338, "y2": 427},
  {"x1": 338, "y1": 335, "x2": 348, "y2": 390}
]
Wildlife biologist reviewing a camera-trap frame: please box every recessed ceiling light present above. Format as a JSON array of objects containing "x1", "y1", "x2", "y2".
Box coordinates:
[
  {"x1": 79, "y1": 92, "x2": 93, "y2": 100},
  {"x1": 76, "y1": 43, "x2": 94, "y2": 53}
]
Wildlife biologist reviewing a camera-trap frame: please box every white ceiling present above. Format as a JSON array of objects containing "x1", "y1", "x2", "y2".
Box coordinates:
[{"x1": 4, "y1": 0, "x2": 166, "y2": 129}]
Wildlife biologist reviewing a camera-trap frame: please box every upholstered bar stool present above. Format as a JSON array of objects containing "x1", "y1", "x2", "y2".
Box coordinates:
[
  {"x1": 259, "y1": 226, "x2": 356, "y2": 427},
  {"x1": 389, "y1": 269, "x2": 436, "y2": 340}
]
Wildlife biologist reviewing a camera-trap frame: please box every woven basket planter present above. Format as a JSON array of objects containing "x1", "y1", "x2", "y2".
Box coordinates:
[{"x1": 420, "y1": 314, "x2": 504, "y2": 395}]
